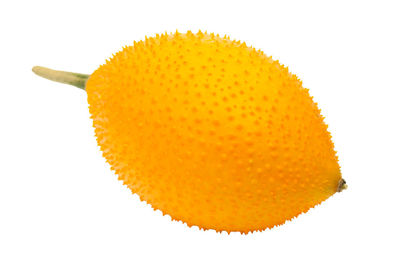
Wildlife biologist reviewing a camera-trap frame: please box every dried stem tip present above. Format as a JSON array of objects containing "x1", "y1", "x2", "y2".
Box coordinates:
[{"x1": 337, "y1": 179, "x2": 348, "y2": 192}]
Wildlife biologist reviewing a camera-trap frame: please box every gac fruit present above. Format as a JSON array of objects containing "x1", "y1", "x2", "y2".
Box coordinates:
[{"x1": 33, "y1": 30, "x2": 346, "y2": 233}]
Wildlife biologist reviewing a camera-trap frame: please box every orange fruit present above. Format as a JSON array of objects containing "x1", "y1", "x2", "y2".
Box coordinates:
[{"x1": 33, "y1": 31, "x2": 346, "y2": 233}]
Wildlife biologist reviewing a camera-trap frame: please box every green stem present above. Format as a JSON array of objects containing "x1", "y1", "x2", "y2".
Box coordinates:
[{"x1": 32, "y1": 66, "x2": 90, "y2": 89}]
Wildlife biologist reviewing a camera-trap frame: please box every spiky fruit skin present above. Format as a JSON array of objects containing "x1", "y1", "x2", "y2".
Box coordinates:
[{"x1": 86, "y1": 31, "x2": 341, "y2": 233}]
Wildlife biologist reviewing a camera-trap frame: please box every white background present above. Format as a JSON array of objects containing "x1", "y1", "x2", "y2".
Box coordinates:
[{"x1": 1, "y1": 0, "x2": 399, "y2": 266}]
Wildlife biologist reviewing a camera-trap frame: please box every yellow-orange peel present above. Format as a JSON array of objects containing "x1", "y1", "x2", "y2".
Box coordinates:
[{"x1": 33, "y1": 31, "x2": 346, "y2": 233}]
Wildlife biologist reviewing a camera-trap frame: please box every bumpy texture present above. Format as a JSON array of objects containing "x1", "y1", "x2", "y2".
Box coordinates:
[{"x1": 86, "y1": 31, "x2": 342, "y2": 233}]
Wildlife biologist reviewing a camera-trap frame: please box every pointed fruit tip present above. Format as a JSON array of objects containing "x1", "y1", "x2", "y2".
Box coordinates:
[{"x1": 337, "y1": 179, "x2": 347, "y2": 192}]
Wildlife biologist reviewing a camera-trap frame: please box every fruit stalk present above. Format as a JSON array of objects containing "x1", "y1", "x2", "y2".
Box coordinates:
[{"x1": 32, "y1": 66, "x2": 89, "y2": 89}]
